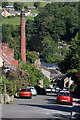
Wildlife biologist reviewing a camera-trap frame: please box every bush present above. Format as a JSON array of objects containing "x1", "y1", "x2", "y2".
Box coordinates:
[
  {"x1": 70, "y1": 83, "x2": 77, "y2": 90},
  {"x1": 43, "y1": 78, "x2": 49, "y2": 88},
  {"x1": 34, "y1": 2, "x2": 40, "y2": 8}
]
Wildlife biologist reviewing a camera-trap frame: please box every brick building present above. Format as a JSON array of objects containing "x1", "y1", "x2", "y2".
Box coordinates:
[{"x1": 0, "y1": 43, "x2": 19, "y2": 69}]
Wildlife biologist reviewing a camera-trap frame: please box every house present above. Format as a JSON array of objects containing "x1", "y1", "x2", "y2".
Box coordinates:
[
  {"x1": 2, "y1": 9, "x2": 10, "y2": 17},
  {"x1": 0, "y1": 43, "x2": 19, "y2": 70},
  {"x1": 6, "y1": 5, "x2": 14, "y2": 10},
  {"x1": 2, "y1": 9, "x2": 20, "y2": 17}
]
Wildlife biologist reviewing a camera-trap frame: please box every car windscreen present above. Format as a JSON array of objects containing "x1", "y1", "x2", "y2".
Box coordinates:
[
  {"x1": 59, "y1": 92, "x2": 71, "y2": 96},
  {"x1": 21, "y1": 89, "x2": 30, "y2": 92}
]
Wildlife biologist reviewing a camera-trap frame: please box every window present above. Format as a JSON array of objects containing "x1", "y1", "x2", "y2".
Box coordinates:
[
  {"x1": 21, "y1": 89, "x2": 30, "y2": 92},
  {"x1": 59, "y1": 92, "x2": 71, "y2": 96}
]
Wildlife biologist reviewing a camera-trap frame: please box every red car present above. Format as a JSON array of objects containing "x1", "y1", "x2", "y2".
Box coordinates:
[
  {"x1": 57, "y1": 91, "x2": 73, "y2": 105},
  {"x1": 20, "y1": 88, "x2": 32, "y2": 98}
]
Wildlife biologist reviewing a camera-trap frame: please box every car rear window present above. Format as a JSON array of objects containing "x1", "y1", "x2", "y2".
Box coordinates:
[
  {"x1": 21, "y1": 89, "x2": 30, "y2": 92},
  {"x1": 59, "y1": 92, "x2": 71, "y2": 96}
]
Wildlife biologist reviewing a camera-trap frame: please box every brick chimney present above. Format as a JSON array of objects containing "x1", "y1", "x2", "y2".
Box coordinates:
[{"x1": 20, "y1": 9, "x2": 26, "y2": 63}]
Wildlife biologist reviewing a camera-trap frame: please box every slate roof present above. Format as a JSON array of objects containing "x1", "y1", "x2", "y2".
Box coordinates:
[{"x1": 41, "y1": 62, "x2": 58, "y2": 69}]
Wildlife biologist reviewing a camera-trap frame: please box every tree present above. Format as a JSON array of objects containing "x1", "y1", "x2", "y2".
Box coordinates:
[
  {"x1": 24, "y1": 5, "x2": 28, "y2": 10},
  {"x1": 18, "y1": 63, "x2": 42, "y2": 86},
  {"x1": 28, "y1": 34, "x2": 43, "y2": 52},
  {"x1": 2, "y1": 2, "x2": 9, "y2": 8},
  {"x1": 43, "y1": 78, "x2": 49, "y2": 88},
  {"x1": 34, "y1": 2, "x2": 78, "y2": 42},
  {"x1": 13, "y1": 2, "x2": 24, "y2": 11},
  {"x1": 59, "y1": 33, "x2": 80, "y2": 83},
  {"x1": 6, "y1": 67, "x2": 30, "y2": 95},
  {"x1": 34, "y1": 2, "x2": 40, "y2": 8},
  {"x1": 26, "y1": 51, "x2": 39, "y2": 63}
]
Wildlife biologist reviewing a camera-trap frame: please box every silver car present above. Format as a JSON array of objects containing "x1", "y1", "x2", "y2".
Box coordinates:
[{"x1": 27, "y1": 86, "x2": 37, "y2": 96}]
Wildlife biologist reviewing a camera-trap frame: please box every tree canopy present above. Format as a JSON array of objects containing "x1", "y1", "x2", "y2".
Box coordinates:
[
  {"x1": 59, "y1": 33, "x2": 80, "y2": 83},
  {"x1": 34, "y1": 2, "x2": 40, "y2": 8}
]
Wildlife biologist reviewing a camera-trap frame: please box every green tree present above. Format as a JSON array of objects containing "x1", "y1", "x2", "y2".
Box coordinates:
[
  {"x1": 2, "y1": 24, "x2": 21, "y2": 60},
  {"x1": 19, "y1": 63, "x2": 42, "y2": 86},
  {"x1": 34, "y1": 2, "x2": 78, "y2": 42},
  {"x1": 2, "y1": 2, "x2": 9, "y2": 8},
  {"x1": 26, "y1": 51, "x2": 38, "y2": 63},
  {"x1": 13, "y1": 2, "x2": 24, "y2": 11},
  {"x1": 34, "y1": 2, "x2": 40, "y2": 8},
  {"x1": 6, "y1": 67, "x2": 30, "y2": 95},
  {"x1": 43, "y1": 78, "x2": 49, "y2": 88},
  {"x1": 59, "y1": 33, "x2": 80, "y2": 83},
  {"x1": 24, "y1": 5, "x2": 28, "y2": 10}
]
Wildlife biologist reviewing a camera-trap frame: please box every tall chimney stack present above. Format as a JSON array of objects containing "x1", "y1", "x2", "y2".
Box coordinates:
[{"x1": 20, "y1": 9, "x2": 26, "y2": 63}]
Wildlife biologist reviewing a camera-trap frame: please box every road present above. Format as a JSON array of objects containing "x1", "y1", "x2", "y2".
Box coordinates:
[{"x1": 2, "y1": 93, "x2": 72, "y2": 119}]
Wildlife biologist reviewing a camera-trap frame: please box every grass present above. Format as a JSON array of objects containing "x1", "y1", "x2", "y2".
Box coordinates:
[
  {"x1": 30, "y1": 9, "x2": 38, "y2": 14},
  {"x1": 2, "y1": 16, "x2": 34, "y2": 25},
  {"x1": 8, "y1": 1, "x2": 51, "y2": 7},
  {"x1": 2, "y1": 1, "x2": 51, "y2": 25}
]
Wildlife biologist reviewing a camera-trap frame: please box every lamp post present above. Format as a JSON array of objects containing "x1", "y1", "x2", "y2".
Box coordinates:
[{"x1": 2, "y1": 61, "x2": 6, "y2": 104}]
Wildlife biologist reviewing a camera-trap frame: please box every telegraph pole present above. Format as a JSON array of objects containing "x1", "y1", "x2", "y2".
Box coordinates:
[{"x1": 2, "y1": 61, "x2": 6, "y2": 104}]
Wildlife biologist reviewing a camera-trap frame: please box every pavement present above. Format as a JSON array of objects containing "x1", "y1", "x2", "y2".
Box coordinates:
[{"x1": 71, "y1": 90, "x2": 80, "y2": 120}]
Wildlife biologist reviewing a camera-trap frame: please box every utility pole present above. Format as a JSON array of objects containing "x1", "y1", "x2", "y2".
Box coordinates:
[{"x1": 2, "y1": 61, "x2": 6, "y2": 104}]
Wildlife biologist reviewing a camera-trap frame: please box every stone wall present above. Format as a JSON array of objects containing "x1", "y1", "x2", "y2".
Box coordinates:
[{"x1": 0, "y1": 94, "x2": 15, "y2": 104}]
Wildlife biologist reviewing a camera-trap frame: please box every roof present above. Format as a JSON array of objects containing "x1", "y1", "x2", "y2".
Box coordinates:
[
  {"x1": 41, "y1": 62, "x2": 58, "y2": 69},
  {"x1": 27, "y1": 86, "x2": 34, "y2": 88},
  {"x1": 59, "y1": 91, "x2": 70, "y2": 93},
  {"x1": 6, "y1": 5, "x2": 14, "y2": 8}
]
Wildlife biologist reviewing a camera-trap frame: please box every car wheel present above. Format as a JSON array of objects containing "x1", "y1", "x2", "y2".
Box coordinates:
[{"x1": 30, "y1": 96, "x2": 32, "y2": 99}]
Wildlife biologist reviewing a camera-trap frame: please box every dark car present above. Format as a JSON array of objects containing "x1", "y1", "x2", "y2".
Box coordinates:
[
  {"x1": 37, "y1": 88, "x2": 47, "y2": 95},
  {"x1": 20, "y1": 88, "x2": 32, "y2": 98}
]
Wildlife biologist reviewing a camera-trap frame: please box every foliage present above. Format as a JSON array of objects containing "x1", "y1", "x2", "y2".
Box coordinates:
[
  {"x1": 34, "y1": 2, "x2": 78, "y2": 42},
  {"x1": 18, "y1": 63, "x2": 42, "y2": 86},
  {"x1": 0, "y1": 75, "x2": 10, "y2": 94},
  {"x1": 13, "y1": 2, "x2": 24, "y2": 11},
  {"x1": 24, "y1": 5, "x2": 28, "y2": 10},
  {"x1": 70, "y1": 83, "x2": 77, "y2": 90},
  {"x1": 59, "y1": 33, "x2": 80, "y2": 83},
  {"x1": 34, "y1": 2, "x2": 40, "y2": 8},
  {"x1": 26, "y1": 2, "x2": 78, "y2": 64},
  {"x1": 2, "y1": 24, "x2": 21, "y2": 60},
  {"x1": 6, "y1": 67, "x2": 30, "y2": 95},
  {"x1": 2, "y1": 2, "x2": 9, "y2": 8},
  {"x1": 26, "y1": 51, "x2": 39, "y2": 63},
  {"x1": 53, "y1": 82, "x2": 57, "y2": 86},
  {"x1": 2, "y1": 2, "x2": 78, "y2": 65},
  {"x1": 43, "y1": 77, "x2": 49, "y2": 88},
  {"x1": 42, "y1": 35, "x2": 64, "y2": 64}
]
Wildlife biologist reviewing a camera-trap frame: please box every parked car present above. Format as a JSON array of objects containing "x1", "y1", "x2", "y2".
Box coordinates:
[
  {"x1": 63, "y1": 87, "x2": 70, "y2": 91},
  {"x1": 27, "y1": 86, "x2": 37, "y2": 96},
  {"x1": 52, "y1": 87, "x2": 55, "y2": 92},
  {"x1": 53, "y1": 86, "x2": 60, "y2": 92},
  {"x1": 37, "y1": 88, "x2": 47, "y2": 95},
  {"x1": 20, "y1": 88, "x2": 32, "y2": 98},
  {"x1": 46, "y1": 87, "x2": 52, "y2": 93},
  {"x1": 57, "y1": 91, "x2": 73, "y2": 105}
]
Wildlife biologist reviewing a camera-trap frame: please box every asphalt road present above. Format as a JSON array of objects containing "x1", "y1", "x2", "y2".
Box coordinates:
[{"x1": 2, "y1": 93, "x2": 72, "y2": 119}]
